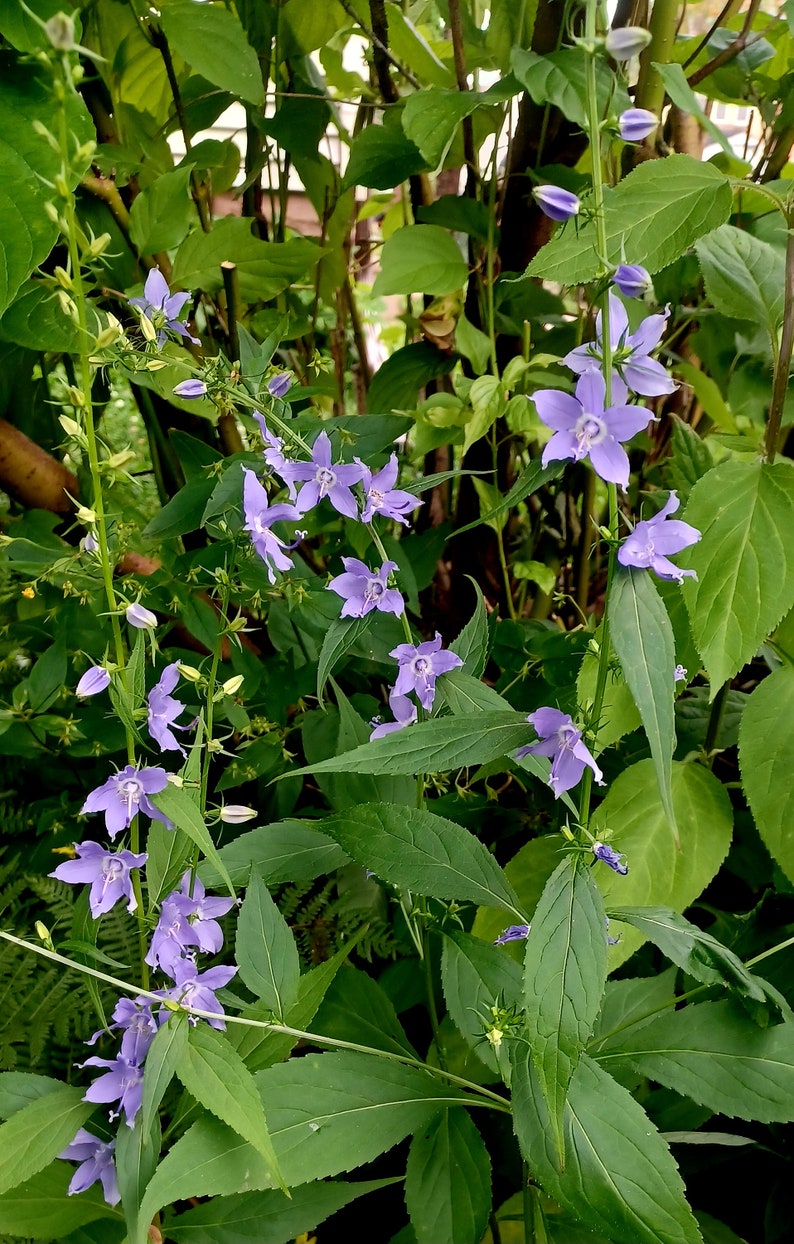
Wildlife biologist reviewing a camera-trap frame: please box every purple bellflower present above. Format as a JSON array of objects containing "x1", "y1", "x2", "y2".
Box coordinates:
[
  {"x1": 390, "y1": 633, "x2": 463, "y2": 711},
  {"x1": 517, "y1": 708, "x2": 603, "y2": 798},
  {"x1": 617, "y1": 491, "x2": 700, "y2": 582},
  {"x1": 564, "y1": 294, "x2": 676, "y2": 398},
  {"x1": 129, "y1": 269, "x2": 199, "y2": 348},
  {"x1": 252, "y1": 412, "x2": 293, "y2": 484},
  {"x1": 242, "y1": 468, "x2": 304, "y2": 584},
  {"x1": 145, "y1": 897, "x2": 200, "y2": 974},
  {"x1": 172, "y1": 871, "x2": 235, "y2": 952},
  {"x1": 81, "y1": 1052, "x2": 144, "y2": 1127},
  {"x1": 267, "y1": 372, "x2": 292, "y2": 399},
  {"x1": 91, "y1": 997, "x2": 160, "y2": 1065},
  {"x1": 357, "y1": 454, "x2": 422, "y2": 526},
  {"x1": 59, "y1": 1129, "x2": 119, "y2": 1207},
  {"x1": 533, "y1": 370, "x2": 654, "y2": 490},
  {"x1": 613, "y1": 264, "x2": 652, "y2": 299},
  {"x1": 619, "y1": 108, "x2": 658, "y2": 143},
  {"x1": 164, "y1": 960, "x2": 237, "y2": 1029},
  {"x1": 147, "y1": 663, "x2": 190, "y2": 756},
  {"x1": 173, "y1": 379, "x2": 208, "y2": 399},
  {"x1": 290, "y1": 431, "x2": 365, "y2": 519},
  {"x1": 76, "y1": 666, "x2": 110, "y2": 698},
  {"x1": 494, "y1": 923, "x2": 531, "y2": 945},
  {"x1": 533, "y1": 185, "x2": 580, "y2": 222},
  {"x1": 81, "y1": 764, "x2": 171, "y2": 839},
  {"x1": 51, "y1": 841, "x2": 147, "y2": 917},
  {"x1": 370, "y1": 693, "x2": 418, "y2": 741},
  {"x1": 593, "y1": 841, "x2": 628, "y2": 875},
  {"x1": 125, "y1": 602, "x2": 157, "y2": 630},
  {"x1": 328, "y1": 558, "x2": 404, "y2": 619}
]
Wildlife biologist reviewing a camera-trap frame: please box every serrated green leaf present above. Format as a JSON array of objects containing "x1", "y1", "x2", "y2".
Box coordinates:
[
  {"x1": 0, "y1": 1086, "x2": 93, "y2": 1196},
  {"x1": 739, "y1": 664, "x2": 794, "y2": 883},
  {"x1": 128, "y1": 166, "x2": 194, "y2": 255},
  {"x1": 159, "y1": 1, "x2": 263, "y2": 106},
  {"x1": 441, "y1": 930, "x2": 522, "y2": 1081},
  {"x1": 140, "y1": 1013, "x2": 188, "y2": 1141},
  {"x1": 598, "y1": 1002, "x2": 794, "y2": 1124},
  {"x1": 200, "y1": 820, "x2": 349, "y2": 890},
  {"x1": 610, "y1": 567, "x2": 677, "y2": 840},
  {"x1": 149, "y1": 783, "x2": 236, "y2": 899},
  {"x1": 172, "y1": 219, "x2": 323, "y2": 302},
  {"x1": 316, "y1": 613, "x2": 374, "y2": 706},
  {"x1": 523, "y1": 858, "x2": 608, "y2": 1160},
  {"x1": 511, "y1": 47, "x2": 622, "y2": 129},
  {"x1": 314, "y1": 966, "x2": 416, "y2": 1058},
  {"x1": 372, "y1": 225, "x2": 468, "y2": 297},
  {"x1": 695, "y1": 225, "x2": 784, "y2": 355},
  {"x1": 590, "y1": 760, "x2": 733, "y2": 968},
  {"x1": 406, "y1": 1108, "x2": 492, "y2": 1244},
  {"x1": 235, "y1": 872, "x2": 299, "y2": 1018},
  {"x1": 512, "y1": 1049, "x2": 703, "y2": 1244},
  {"x1": 115, "y1": 1111, "x2": 161, "y2": 1244},
  {"x1": 472, "y1": 835, "x2": 566, "y2": 947},
  {"x1": 661, "y1": 417, "x2": 716, "y2": 506},
  {"x1": 680, "y1": 461, "x2": 794, "y2": 691},
  {"x1": 341, "y1": 124, "x2": 427, "y2": 191},
  {"x1": 450, "y1": 579, "x2": 490, "y2": 676},
  {"x1": 528, "y1": 155, "x2": 731, "y2": 284},
  {"x1": 320, "y1": 802, "x2": 525, "y2": 918},
  {"x1": 0, "y1": 1162, "x2": 121, "y2": 1238}
]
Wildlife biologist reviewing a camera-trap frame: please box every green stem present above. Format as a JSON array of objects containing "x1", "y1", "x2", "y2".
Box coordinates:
[
  {"x1": 765, "y1": 211, "x2": 794, "y2": 464},
  {"x1": 633, "y1": 0, "x2": 680, "y2": 118}
]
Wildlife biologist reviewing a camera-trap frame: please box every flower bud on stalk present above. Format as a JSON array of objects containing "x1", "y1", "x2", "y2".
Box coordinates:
[
  {"x1": 618, "y1": 108, "x2": 658, "y2": 143},
  {"x1": 605, "y1": 27, "x2": 652, "y2": 60},
  {"x1": 532, "y1": 185, "x2": 581, "y2": 222}
]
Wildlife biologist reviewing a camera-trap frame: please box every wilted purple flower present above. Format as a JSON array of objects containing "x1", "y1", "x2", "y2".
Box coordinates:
[
  {"x1": 517, "y1": 708, "x2": 603, "y2": 798},
  {"x1": 147, "y1": 663, "x2": 190, "y2": 756},
  {"x1": 125, "y1": 602, "x2": 157, "y2": 630},
  {"x1": 242, "y1": 468, "x2": 304, "y2": 584},
  {"x1": 173, "y1": 379, "x2": 208, "y2": 399},
  {"x1": 619, "y1": 108, "x2": 658, "y2": 143},
  {"x1": 674, "y1": 664, "x2": 688, "y2": 683},
  {"x1": 593, "y1": 841, "x2": 628, "y2": 875},
  {"x1": 267, "y1": 372, "x2": 292, "y2": 399},
  {"x1": 564, "y1": 294, "x2": 676, "y2": 398},
  {"x1": 81, "y1": 1052, "x2": 144, "y2": 1127},
  {"x1": 129, "y1": 269, "x2": 199, "y2": 348},
  {"x1": 605, "y1": 917, "x2": 620, "y2": 946},
  {"x1": 172, "y1": 870, "x2": 235, "y2": 954},
  {"x1": 390, "y1": 633, "x2": 463, "y2": 711},
  {"x1": 494, "y1": 923, "x2": 530, "y2": 945},
  {"x1": 370, "y1": 693, "x2": 418, "y2": 740},
  {"x1": 51, "y1": 841, "x2": 147, "y2": 918},
  {"x1": 290, "y1": 431, "x2": 365, "y2": 519},
  {"x1": 76, "y1": 666, "x2": 110, "y2": 698},
  {"x1": 59, "y1": 1129, "x2": 119, "y2": 1207},
  {"x1": 357, "y1": 454, "x2": 422, "y2": 526},
  {"x1": 617, "y1": 491, "x2": 700, "y2": 582},
  {"x1": 605, "y1": 26, "x2": 652, "y2": 59},
  {"x1": 533, "y1": 370, "x2": 654, "y2": 489},
  {"x1": 533, "y1": 185, "x2": 580, "y2": 222},
  {"x1": 164, "y1": 960, "x2": 237, "y2": 1029},
  {"x1": 328, "y1": 558, "x2": 404, "y2": 619},
  {"x1": 613, "y1": 264, "x2": 652, "y2": 299},
  {"x1": 82, "y1": 764, "x2": 171, "y2": 839}
]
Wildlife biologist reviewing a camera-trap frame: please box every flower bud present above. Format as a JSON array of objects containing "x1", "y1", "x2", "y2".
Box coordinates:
[
  {"x1": 107, "y1": 449, "x2": 136, "y2": 470},
  {"x1": 267, "y1": 372, "x2": 292, "y2": 399},
  {"x1": 54, "y1": 174, "x2": 70, "y2": 200},
  {"x1": 67, "y1": 385, "x2": 85, "y2": 408},
  {"x1": 44, "y1": 12, "x2": 76, "y2": 50},
  {"x1": 533, "y1": 185, "x2": 580, "y2": 222},
  {"x1": 80, "y1": 533, "x2": 99, "y2": 553},
  {"x1": 53, "y1": 266, "x2": 72, "y2": 290},
  {"x1": 177, "y1": 663, "x2": 203, "y2": 682},
  {"x1": 125, "y1": 602, "x2": 157, "y2": 630},
  {"x1": 75, "y1": 505, "x2": 97, "y2": 523},
  {"x1": 43, "y1": 201, "x2": 60, "y2": 224},
  {"x1": 173, "y1": 379, "x2": 208, "y2": 399},
  {"x1": 618, "y1": 108, "x2": 658, "y2": 143},
  {"x1": 605, "y1": 26, "x2": 652, "y2": 60},
  {"x1": 221, "y1": 675, "x2": 244, "y2": 697},
  {"x1": 59, "y1": 415, "x2": 82, "y2": 437},
  {"x1": 613, "y1": 264, "x2": 652, "y2": 299},
  {"x1": 138, "y1": 312, "x2": 157, "y2": 343},
  {"x1": 219, "y1": 805, "x2": 257, "y2": 824},
  {"x1": 76, "y1": 665, "x2": 110, "y2": 697}
]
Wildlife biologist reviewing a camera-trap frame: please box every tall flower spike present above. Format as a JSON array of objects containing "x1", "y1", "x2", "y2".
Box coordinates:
[
  {"x1": 242, "y1": 468, "x2": 304, "y2": 584},
  {"x1": 618, "y1": 491, "x2": 700, "y2": 582},
  {"x1": 129, "y1": 269, "x2": 199, "y2": 347},
  {"x1": 564, "y1": 294, "x2": 676, "y2": 398},
  {"x1": 517, "y1": 708, "x2": 603, "y2": 798},
  {"x1": 533, "y1": 370, "x2": 654, "y2": 490},
  {"x1": 81, "y1": 765, "x2": 171, "y2": 839}
]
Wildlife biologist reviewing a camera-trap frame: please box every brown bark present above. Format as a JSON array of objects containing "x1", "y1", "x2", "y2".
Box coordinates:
[{"x1": 0, "y1": 419, "x2": 77, "y2": 515}]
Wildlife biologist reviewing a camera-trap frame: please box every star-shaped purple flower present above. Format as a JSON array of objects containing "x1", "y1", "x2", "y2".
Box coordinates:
[
  {"x1": 242, "y1": 468, "x2": 304, "y2": 584},
  {"x1": 390, "y1": 633, "x2": 463, "y2": 711},
  {"x1": 370, "y1": 692, "x2": 418, "y2": 740},
  {"x1": 81, "y1": 765, "x2": 170, "y2": 839},
  {"x1": 51, "y1": 841, "x2": 147, "y2": 918},
  {"x1": 147, "y1": 663, "x2": 191, "y2": 756},
  {"x1": 534, "y1": 370, "x2": 653, "y2": 489},
  {"x1": 328, "y1": 558, "x2": 404, "y2": 619},
  {"x1": 617, "y1": 491, "x2": 700, "y2": 582},
  {"x1": 59, "y1": 1129, "x2": 119, "y2": 1207},
  {"x1": 593, "y1": 841, "x2": 628, "y2": 874},
  {"x1": 357, "y1": 454, "x2": 422, "y2": 526},
  {"x1": 129, "y1": 269, "x2": 199, "y2": 348},
  {"x1": 252, "y1": 412, "x2": 293, "y2": 485},
  {"x1": 290, "y1": 431, "x2": 365, "y2": 519},
  {"x1": 80, "y1": 1052, "x2": 144, "y2": 1127},
  {"x1": 564, "y1": 294, "x2": 676, "y2": 397},
  {"x1": 164, "y1": 960, "x2": 237, "y2": 1029},
  {"x1": 517, "y1": 707, "x2": 603, "y2": 798}
]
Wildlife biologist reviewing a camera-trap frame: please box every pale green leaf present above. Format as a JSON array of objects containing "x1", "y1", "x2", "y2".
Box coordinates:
[
  {"x1": 159, "y1": 1, "x2": 263, "y2": 106},
  {"x1": 0, "y1": 1086, "x2": 93, "y2": 1196},
  {"x1": 472, "y1": 835, "x2": 566, "y2": 947},
  {"x1": 654, "y1": 63, "x2": 734, "y2": 156},
  {"x1": 128, "y1": 166, "x2": 194, "y2": 255},
  {"x1": 739, "y1": 664, "x2": 794, "y2": 882},
  {"x1": 372, "y1": 225, "x2": 468, "y2": 297},
  {"x1": 406, "y1": 1108, "x2": 492, "y2": 1244},
  {"x1": 172, "y1": 219, "x2": 323, "y2": 302},
  {"x1": 695, "y1": 225, "x2": 785, "y2": 355}
]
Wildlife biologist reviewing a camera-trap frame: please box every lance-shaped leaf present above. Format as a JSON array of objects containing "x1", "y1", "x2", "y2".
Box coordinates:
[
  {"x1": 597, "y1": 1001, "x2": 794, "y2": 1123},
  {"x1": 235, "y1": 872, "x2": 300, "y2": 1019},
  {"x1": 739, "y1": 663, "x2": 794, "y2": 885},
  {"x1": 0, "y1": 1085, "x2": 93, "y2": 1197},
  {"x1": 150, "y1": 783, "x2": 236, "y2": 898},
  {"x1": 115, "y1": 1111, "x2": 161, "y2": 1244},
  {"x1": 320, "y1": 803, "x2": 526, "y2": 919},
  {"x1": 140, "y1": 1013, "x2": 189, "y2": 1140},
  {"x1": 610, "y1": 566, "x2": 677, "y2": 842},
  {"x1": 512, "y1": 1048, "x2": 703, "y2": 1244},
  {"x1": 522, "y1": 858, "x2": 608, "y2": 1162},
  {"x1": 405, "y1": 1108, "x2": 492, "y2": 1244},
  {"x1": 316, "y1": 614, "x2": 373, "y2": 706}
]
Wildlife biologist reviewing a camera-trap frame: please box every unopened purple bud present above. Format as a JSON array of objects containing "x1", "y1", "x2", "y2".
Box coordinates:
[
  {"x1": 613, "y1": 264, "x2": 652, "y2": 299},
  {"x1": 173, "y1": 379, "x2": 208, "y2": 399},
  {"x1": 219, "y1": 805, "x2": 257, "y2": 824},
  {"x1": 605, "y1": 27, "x2": 652, "y2": 60},
  {"x1": 494, "y1": 923, "x2": 531, "y2": 945},
  {"x1": 533, "y1": 186, "x2": 580, "y2": 222},
  {"x1": 619, "y1": 108, "x2": 658, "y2": 143},
  {"x1": 76, "y1": 666, "x2": 111, "y2": 698},
  {"x1": 267, "y1": 372, "x2": 292, "y2": 399},
  {"x1": 125, "y1": 603, "x2": 157, "y2": 630},
  {"x1": 81, "y1": 533, "x2": 99, "y2": 553}
]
